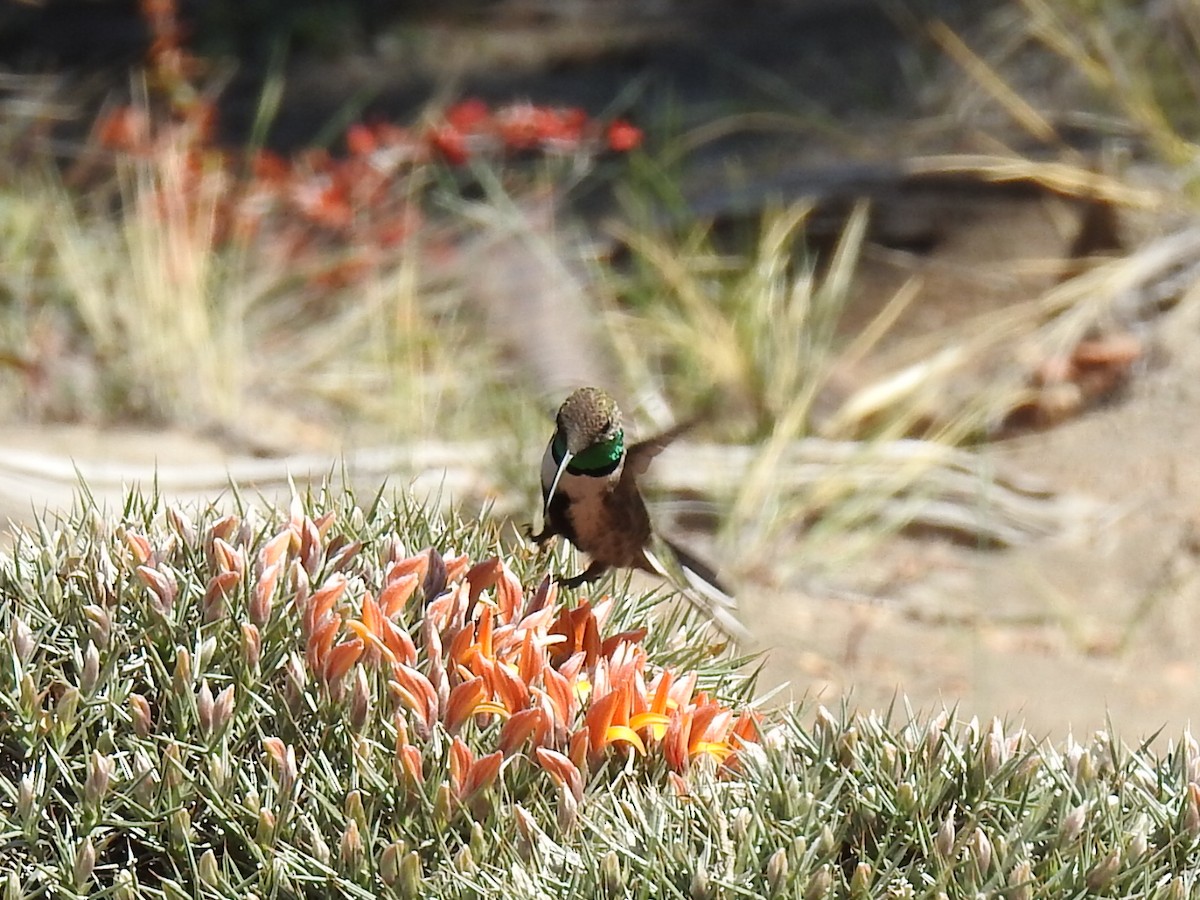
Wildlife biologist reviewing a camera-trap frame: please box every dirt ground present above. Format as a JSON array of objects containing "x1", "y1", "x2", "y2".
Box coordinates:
[{"x1": 738, "y1": 201, "x2": 1200, "y2": 743}]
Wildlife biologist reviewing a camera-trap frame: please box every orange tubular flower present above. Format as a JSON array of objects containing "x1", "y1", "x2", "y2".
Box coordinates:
[
  {"x1": 389, "y1": 664, "x2": 439, "y2": 734},
  {"x1": 258, "y1": 529, "x2": 293, "y2": 572},
  {"x1": 448, "y1": 737, "x2": 503, "y2": 801},
  {"x1": 461, "y1": 751, "x2": 503, "y2": 802},
  {"x1": 306, "y1": 613, "x2": 341, "y2": 675},
  {"x1": 465, "y1": 558, "x2": 503, "y2": 604},
  {"x1": 443, "y1": 553, "x2": 470, "y2": 584},
  {"x1": 322, "y1": 638, "x2": 364, "y2": 684},
  {"x1": 385, "y1": 552, "x2": 430, "y2": 588},
  {"x1": 586, "y1": 683, "x2": 645, "y2": 757},
  {"x1": 379, "y1": 572, "x2": 418, "y2": 618},
  {"x1": 499, "y1": 708, "x2": 550, "y2": 756},
  {"x1": 250, "y1": 561, "x2": 280, "y2": 627},
  {"x1": 444, "y1": 677, "x2": 488, "y2": 735},
  {"x1": 535, "y1": 748, "x2": 584, "y2": 803},
  {"x1": 304, "y1": 575, "x2": 348, "y2": 639}
]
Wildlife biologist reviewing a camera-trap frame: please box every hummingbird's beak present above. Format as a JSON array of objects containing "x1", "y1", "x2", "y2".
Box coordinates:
[{"x1": 543, "y1": 451, "x2": 573, "y2": 516}]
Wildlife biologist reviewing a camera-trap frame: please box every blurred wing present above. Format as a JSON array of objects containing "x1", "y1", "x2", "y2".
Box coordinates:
[
  {"x1": 625, "y1": 416, "x2": 703, "y2": 478},
  {"x1": 641, "y1": 534, "x2": 750, "y2": 642}
]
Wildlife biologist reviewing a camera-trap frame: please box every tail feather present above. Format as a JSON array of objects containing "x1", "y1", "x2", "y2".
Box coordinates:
[{"x1": 642, "y1": 536, "x2": 751, "y2": 642}]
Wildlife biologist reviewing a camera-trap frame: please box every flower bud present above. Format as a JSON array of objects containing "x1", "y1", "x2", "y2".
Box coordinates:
[
  {"x1": 556, "y1": 784, "x2": 578, "y2": 835},
  {"x1": 198, "y1": 849, "x2": 220, "y2": 887},
  {"x1": 285, "y1": 652, "x2": 307, "y2": 714},
  {"x1": 241, "y1": 623, "x2": 261, "y2": 671},
  {"x1": 17, "y1": 773, "x2": 35, "y2": 824},
  {"x1": 12, "y1": 617, "x2": 33, "y2": 664},
  {"x1": 129, "y1": 693, "x2": 153, "y2": 738},
  {"x1": 132, "y1": 749, "x2": 158, "y2": 807},
  {"x1": 601, "y1": 850, "x2": 624, "y2": 896},
  {"x1": 345, "y1": 788, "x2": 365, "y2": 822},
  {"x1": 162, "y1": 742, "x2": 184, "y2": 792},
  {"x1": 766, "y1": 848, "x2": 789, "y2": 896},
  {"x1": 849, "y1": 862, "x2": 872, "y2": 897},
  {"x1": 82, "y1": 605, "x2": 111, "y2": 649},
  {"x1": 18, "y1": 674, "x2": 37, "y2": 722},
  {"x1": 167, "y1": 505, "x2": 197, "y2": 544},
  {"x1": 1185, "y1": 783, "x2": 1200, "y2": 837},
  {"x1": 969, "y1": 828, "x2": 993, "y2": 876},
  {"x1": 213, "y1": 685, "x2": 235, "y2": 735},
  {"x1": 197, "y1": 635, "x2": 217, "y2": 674},
  {"x1": 113, "y1": 870, "x2": 135, "y2": 900},
  {"x1": 935, "y1": 807, "x2": 957, "y2": 859},
  {"x1": 208, "y1": 746, "x2": 230, "y2": 794},
  {"x1": 1008, "y1": 860, "x2": 1033, "y2": 900},
  {"x1": 169, "y1": 807, "x2": 191, "y2": 845},
  {"x1": 307, "y1": 821, "x2": 330, "y2": 866},
  {"x1": 398, "y1": 851, "x2": 422, "y2": 899},
  {"x1": 197, "y1": 681, "x2": 215, "y2": 736},
  {"x1": 380, "y1": 841, "x2": 406, "y2": 886},
  {"x1": 1129, "y1": 821, "x2": 1149, "y2": 861},
  {"x1": 454, "y1": 845, "x2": 475, "y2": 874},
  {"x1": 55, "y1": 687, "x2": 80, "y2": 738},
  {"x1": 803, "y1": 865, "x2": 833, "y2": 900},
  {"x1": 1060, "y1": 802, "x2": 1088, "y2": 844},
  {"x1": 339, "y1": 819, "x2": 363, "y2": 872},
  {"x1": 138, "y1": 563, "x2": 178, "y2": 613},
  {"x1": 1086, "y1": 847, "x2": 1121, "y2": 892},
  {"x1": 256, "y1": 807, "x2": 276, "y2": 847},
  {"x1": 172, "y1": 647, "x2": 191, "y2": 695},
  {"x1": 85, "y1": 750, "x2": 112, "y2": 807},
  {"x1": 73, "y1": 837, "x2": 96, "y2": 888},
  {"x1": 433, "y1": 783, "x2": 454, "y2": 827}
]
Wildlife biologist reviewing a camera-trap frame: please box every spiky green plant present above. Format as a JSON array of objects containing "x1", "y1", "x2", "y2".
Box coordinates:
[{"x1": 1, "y1": 484, "x2": 1200, "y2": 898}]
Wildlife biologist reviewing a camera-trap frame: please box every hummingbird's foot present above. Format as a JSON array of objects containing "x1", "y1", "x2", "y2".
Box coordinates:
[
  {"x1": 561, "y1": 560, "x2": 609, "y2": 589},
  {"x1": 526, "y1": 524, "x2": 556, "y2": 547}
]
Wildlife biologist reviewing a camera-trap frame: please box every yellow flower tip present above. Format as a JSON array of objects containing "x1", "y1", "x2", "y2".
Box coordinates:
[
  {"x1": 691, "y1": 740, "x2": 733, "y2": 763},
  {"x1": 473, "y1": 700, "x2": 511, "y2": 719},
  {"x1": 604, "y1": 725, "x2": 647, "y2": 755},
  {"x1": 629, "y1": 711, "x2": 671, "y2": 741}
]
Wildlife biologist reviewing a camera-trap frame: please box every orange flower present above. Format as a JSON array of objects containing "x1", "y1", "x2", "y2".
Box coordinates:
[
  {"x1": 389, "y1": 664, "x2": 439, "y2": 734},
  {"x1": 322, "y1": 638, "x2": 363, "y2": 684},
  {"x1": 606, "y1": 120, "x2": 643, "y2": 153},
  {"x1": 250, "y1": 561, "x2": 279, "y2": 627},
  {"x1": 535, "y1": 748, "x2": 583, "y2": 803},
  {"x1": 304, "y1": 575, "x2": 347, "y2": 639},
  {"x1": 499, "y1": 708, "x2": 551, "y2": 756},
  {"x1": 385, "y1": 552, "x2": 430, "y2": 588},
  {"x1": 448, "y1": 737, "x2": 503, "y2": 802},
  {"x1": 306, "y1": 612, "x2": 341, "y2": 675},
  {"x1": 257, "y1": 528, "x2": 293, "y2": 572},
  {"x1": 444, "y1": 677, "x2": 488, "y2": 735},
  {"x1": 585, "y1": 683, "x2": 644, "y2": 757},
  {"x1": 379, "y1": 572, "x2": 418, "y2": 618}
]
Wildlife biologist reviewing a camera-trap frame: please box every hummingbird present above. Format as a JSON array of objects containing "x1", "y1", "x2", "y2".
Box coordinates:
[{"x1": 530, "y1": 387, "x2": 749, "y2": 640}]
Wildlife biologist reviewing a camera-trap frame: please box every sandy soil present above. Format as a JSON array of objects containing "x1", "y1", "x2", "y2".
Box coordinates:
[{"x1": 739, "y1": 207, "x2": 1200, "y2": 743}]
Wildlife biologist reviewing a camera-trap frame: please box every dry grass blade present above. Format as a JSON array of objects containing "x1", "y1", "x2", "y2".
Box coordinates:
[{"x1": 929, "y1": 19, "x2": 1061, "y2": 147}]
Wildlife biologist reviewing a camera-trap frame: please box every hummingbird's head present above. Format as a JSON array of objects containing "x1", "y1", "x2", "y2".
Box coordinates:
[
  {"x1": 556, "y1": 386, "x2": 623, "y2": 455},
  {"x1": 544, "y1": 387, "x2": 625, "y2": 515}
]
